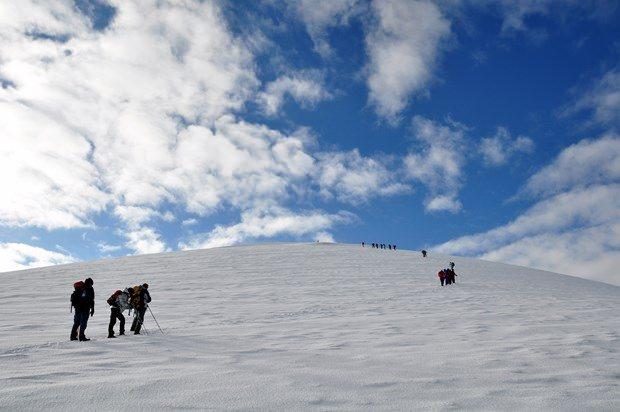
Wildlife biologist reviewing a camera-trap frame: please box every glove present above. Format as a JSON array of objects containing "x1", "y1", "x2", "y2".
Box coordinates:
[{"x1": 90, "y1": 309, "x2": 95, "y2": 317}]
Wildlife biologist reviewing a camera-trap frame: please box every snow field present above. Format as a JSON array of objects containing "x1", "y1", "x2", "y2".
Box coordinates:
[{"x1": 0, "y1": 243, "x2": 618, "y2": 409}]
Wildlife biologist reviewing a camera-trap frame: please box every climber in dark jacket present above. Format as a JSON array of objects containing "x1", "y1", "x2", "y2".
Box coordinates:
[
  {"x1": 131, "y1": 283, "x2": 152, "y2": 335},
  {"x1": 70, "y1": 277, "x2": 95, "y2": 341}
]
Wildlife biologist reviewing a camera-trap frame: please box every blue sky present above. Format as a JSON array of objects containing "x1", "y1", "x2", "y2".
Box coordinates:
[{"x1": 0, "y1": 0, "x2": 618, "y2": 285}]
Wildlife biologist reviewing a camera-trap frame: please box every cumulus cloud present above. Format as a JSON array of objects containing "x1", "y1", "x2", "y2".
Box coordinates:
[
  {"x1": 365, "y1": 0, "x2": 451, "y2": 122},
  {"x1": 435, "y1": 135, "x2": 620, "y2": 285},
  {"x1": 315, "y1": 149, "x2": 410, "y2": 204},
  {"x1": 0, "y1": 242, "x2": 75, "y2": 273},
  {"x1": 182, "y1": 218, "x2": 198, "y2": 227},
  {"x1": 97, "y1": 242, "x2": 122, "y2": 254},
  {"x1": 291, "y1": 0, "x2": 362, "y2": 57},
  {"x1": 0, "y1": 0, "x2": 256, "y2": 229},
  {"x1": 0, "y1": 102, "x2": 109, "y2": 229},
  {"x1": 480, "y1": 223, "x2": 620, "y2": 286},
  {"x1": 180, "y1": 207, "x2": 354, "y2": 250},
  {"x1": 564, "y1": 68, "x2": 620, "y2": 130},
  {"x1": 124, "y1": 226, "x2": 168, "y2": 255},
  {"x1": 522, "y1": 134, "x2": 620, "y2": 198},
  {"x1": 479, "y1": 127, "x2": 534, "y2": 166},
  {"x1": 1, "y1": 1, "x2": 416, "y2": 254},
  {"x1": 456, "y1": 0, "x2": 614, "y2": 39},
  {"x1": 404, "y1": 116, "x2": 466, "y2": 212},
  {"x1": 258, "y1": 70, "x2": 332, "y2": 116}
]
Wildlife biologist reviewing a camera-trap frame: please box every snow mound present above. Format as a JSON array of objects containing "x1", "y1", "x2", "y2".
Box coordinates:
[{"x1": 0, "y1": 243, "x2": 618, "y2": 409}]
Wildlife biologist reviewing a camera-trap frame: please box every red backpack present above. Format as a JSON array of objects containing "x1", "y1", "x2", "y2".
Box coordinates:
[
  {"x1": 107, "y1": 290, "x2": 122, "y2": 306},
  {"x1": 70, "y1": 281, "x2": 85, "y2": 311}
]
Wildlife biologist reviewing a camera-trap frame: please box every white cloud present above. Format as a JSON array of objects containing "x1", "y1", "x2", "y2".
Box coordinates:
[
  {"x1": 292, "y1": 0, "x2": 362, "y2": 57},
  {"x1": 114, "y1": 205, "x2": 159, "y2": 228},
  {"x1": 182, "y1": 218, "x2": 198, "y2": 226},
  {"x1": 0, "y1": 242, "x2": 75, "y2": 273},
  {"x1": 480, "y1": 223, "x2": 620, "y2": 286},
  {"x1": 404, "y1": 116, "x2": 466, "y2": 212},
  {"x1": 315, "y1": 149, "x2": 410, "y2": 204},
  {"x1": 168, "y1": 117, "x2": 317, "y2": 215},
  {"x1": 435, "y1": 134, "x2": 620, "y2": 285},
  {"x1": 124, "y1": 226, "x2": 168, "y2": 255},
  {"x1": 258, "y1": 70, "x2": 332, "y2": 116},
  {"x1": 487, "y1": 0, "x2": 615, "y2": 35},
  {"x1": 522, "y1": 134, "x2": 620, "y2": 198},
  {"x1": 0, "y1": 102, "x2": 109, "y2": 229},
  {"x1": 97, "y1": 242, "x2": 122, "y2": 253},
  {"x1": 479, "y1": 127, "x2": 534, "y2": 166},
  {"x1": 426, "y1": 195, "x2": 462, "y2": 213},
  {"x1": 565, "y1": 68, "x2": 620, "y2": 130},
  {"x1": 180, "y1": 207, "x2": 354, "y2": 250},
  {"x1": 436, "y1": 184, "x2": 620, "y2": 255},
  {"x1": 0, "y1": 0, "x2": 257, "y2": 230},
  {"x1": 365, "y1": 0, "x2": 451, "y2": 122}
]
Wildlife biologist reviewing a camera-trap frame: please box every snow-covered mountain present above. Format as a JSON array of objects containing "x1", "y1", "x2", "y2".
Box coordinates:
[{"x1": 0, "y1": 243, "x2": 618, "y2": 410}]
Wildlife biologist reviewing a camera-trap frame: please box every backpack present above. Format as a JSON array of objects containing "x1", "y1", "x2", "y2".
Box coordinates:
[
  {"x1": 70, "y1": 281, "x2": 85, "y2": 307},
  {"x1": 107, "y1": 290, "x2": 122, "y2": 306},
  {"x1": 129, "y1": 285, "x2": 142, "y2": 307}
]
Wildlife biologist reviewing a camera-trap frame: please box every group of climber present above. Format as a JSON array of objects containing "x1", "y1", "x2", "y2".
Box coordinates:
[
  {"x1": 70, "y1": 278, "x2": 151, "y2": 341},
  {"x1": 362, "y1": 242, "x2": 397, "y2": 250},
  {"x1": 438, "y1": 262, "x2": 457, "y2": 286}
]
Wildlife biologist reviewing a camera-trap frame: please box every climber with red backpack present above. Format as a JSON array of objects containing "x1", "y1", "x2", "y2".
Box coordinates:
[
  {"x1": 70, "y1": 277, "x2": 95, "y2": 341},
  {"x1": 438, "y1": 269, "x2": 446, "y2": 286}
]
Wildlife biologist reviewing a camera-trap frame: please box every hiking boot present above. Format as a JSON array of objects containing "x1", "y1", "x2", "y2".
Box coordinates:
[
  {"x1": 108, "y1": 335, "x2": 116, "y2": 339},
  {"x1": 119, "y1": 332, "x2": 125, "y2": 336},
  {"x1": 70, "y1": 336, "x2": 78, "y2": 341},
  {"x1": 134, "y1": 332, "x2": 141, "y2": 335},
  {"x1": 79, "y1": 336, "x2": 90, "y2": 341}
]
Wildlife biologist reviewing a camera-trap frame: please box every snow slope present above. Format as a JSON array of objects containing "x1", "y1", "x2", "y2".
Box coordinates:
[{"x1": 0, "y1": 243, "x2": 618, "y2": 410}]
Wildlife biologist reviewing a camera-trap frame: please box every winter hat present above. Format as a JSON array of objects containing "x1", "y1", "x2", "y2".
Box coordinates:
[
  {"x1": 85, "y1": 277, "x2": 93, "y2": 285},
  {"x1": 142, "y1": 283, "x2": 149, "y2": 289}
]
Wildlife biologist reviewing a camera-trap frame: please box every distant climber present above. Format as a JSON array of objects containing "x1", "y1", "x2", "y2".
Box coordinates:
[
  {"x1": 393, "y1": 244, "x2": 397, "y2": 251},
  {"x1": 107, "y1": 290, "x2": 125, "y2": 338},
  {"x1": 449, "y1": 261, "x2": 455, "y2": 270},
  {"x1": 438, "y1": 270, "x2": 446, "y2": 286},
  {"x1": 422, "y1": 250, "x2": 427, "y2": 257},
  {"x1": 362, "y1": 241, "x2": 365, "y2": 247},
  {"x1": 448, "y1": 268, "x2": 457, "y2": 284},
  {"x1": 70, "y1": 277, "x2": 95, "y2": 341},
  {"x1": 130, "y1": 283, "x2": 151, "y2": 335}
]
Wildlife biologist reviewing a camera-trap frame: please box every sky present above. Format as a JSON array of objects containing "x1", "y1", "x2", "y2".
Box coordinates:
[{"x1": 0, "y1": 0, "x2": 618, "y2": 285}]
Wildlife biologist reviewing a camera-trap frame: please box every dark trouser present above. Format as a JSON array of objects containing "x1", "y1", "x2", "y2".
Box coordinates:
[
  {"x1": 108, "y1": 307, "x2": 125, "y2": 336},
  {"x1": 131, "y1": 307, "x2": 146, "y2": 334},
  {"x1": 71, "y1": 309, "x2": 89, "y2": 339},
  {"x1": 440, "y1": 278, "x2": 444, "y2": 286}
]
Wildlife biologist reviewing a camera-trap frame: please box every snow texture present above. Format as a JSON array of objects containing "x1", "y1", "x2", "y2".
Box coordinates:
[{"x1": 0, "y1": 243, "x2": 618, "y2": 410}]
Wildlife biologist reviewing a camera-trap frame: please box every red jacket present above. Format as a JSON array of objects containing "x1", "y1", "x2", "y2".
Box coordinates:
[{"x1": 437, "y1": 270, "x2": 446, "y2": 279}]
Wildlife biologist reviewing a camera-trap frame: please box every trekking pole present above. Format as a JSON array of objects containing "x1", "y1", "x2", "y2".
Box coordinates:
[{"x1": 147, "y1": 305, "x2": 164, "y2": 334}]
